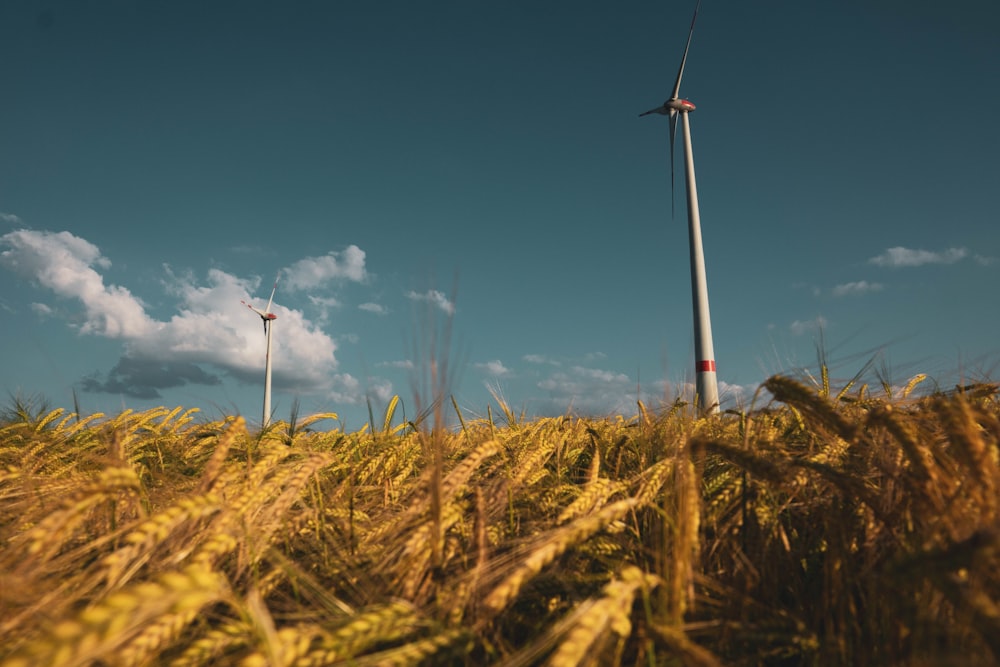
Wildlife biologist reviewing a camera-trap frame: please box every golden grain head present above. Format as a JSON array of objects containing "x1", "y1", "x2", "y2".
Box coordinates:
[{"x1": 2, "y1": 389, "x2": 999, "y2": 666}]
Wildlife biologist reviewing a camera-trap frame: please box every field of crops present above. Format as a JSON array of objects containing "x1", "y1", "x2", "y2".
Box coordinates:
[{"x1": 1, "y1": 374, "x2": 998, "y2": 666}]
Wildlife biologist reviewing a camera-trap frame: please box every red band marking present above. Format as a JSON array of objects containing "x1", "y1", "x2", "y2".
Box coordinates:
[{"x1": 697, "y1": 360, "x2": 716, "y2": 372}]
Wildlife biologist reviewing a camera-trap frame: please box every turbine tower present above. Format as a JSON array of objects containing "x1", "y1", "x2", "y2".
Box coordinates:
[
  {"x1": 242, "y1": 277, "x2": 279, "y2": 427},
  {"x1": 640, "y1": 0, "x2": 720, "y2": 414}
]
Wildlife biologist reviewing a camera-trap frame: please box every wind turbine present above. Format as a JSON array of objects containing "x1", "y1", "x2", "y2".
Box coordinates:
[
  {"x1": 640, "y1": 0, "x2": 720, "y2": 414},
  {"x1": 242, "y1": 277, "x2": 279, "y2": 428}
]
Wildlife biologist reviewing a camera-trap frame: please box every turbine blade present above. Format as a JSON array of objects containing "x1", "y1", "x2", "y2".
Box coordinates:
[
  {"x1": 264, "y1": 275, "x2": 279, "y2": 315},
  {"x1": 670, "y1": 0, "x2": 701, "y2": 101},
  {"x1": 639, "y1": 105, "x2": 666, "y2": 117},
  {"x1": 263, "y1": 290, "x2": 275, "y2": 315},
  {"x1": 669, "y1": 109, "x2": 678, "y2": 218},
  {"x1": 242, "y1": 300, "x2": 266, "y2": 318}
]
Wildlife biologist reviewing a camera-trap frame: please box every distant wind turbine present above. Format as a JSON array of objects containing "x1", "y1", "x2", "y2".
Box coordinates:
[
  {"x1": 640, "y1": 0, "x2": 720, "y2": 414},
  {"x1": 242, "y1": 276, "x2": 279, "y2": 427}
]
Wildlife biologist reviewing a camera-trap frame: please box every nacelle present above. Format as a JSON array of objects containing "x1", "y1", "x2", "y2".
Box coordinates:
[{"x1": 667, "y1": 98, "x2": 696, "y2": 112}]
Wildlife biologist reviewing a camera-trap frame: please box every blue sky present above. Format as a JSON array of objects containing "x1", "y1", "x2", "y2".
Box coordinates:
[{"x1": 2, "y1": 0, "x2": 998, "y2": 429}]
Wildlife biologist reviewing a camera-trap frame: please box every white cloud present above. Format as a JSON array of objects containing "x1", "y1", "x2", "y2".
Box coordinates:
[
  {"x1": 365, "y1": 379, "x2": 396, "y2": 405},
  {"x1": 1, "y1": 212, "x2": 23, "y2": 225},
  {"x1": 567, "y1": 365, "x2": 629, "y2": 384},
  {"x1": 328, "y1": 373, "x2": 363, "y2": 404},
  {"x1": 359, "y1": 302, "x2": 388, "y2": 315},
  {"x1": 790, "y1": 316, "x2": 827, "y2": 336},
  {"x1": 719, "y1": 380, "x2": 758, "y2": 405},
  {"x1": 1, "y1": 229, "x2": 155, "y2": 338},
  {"x1": 325, "y1": 375, "x2": 394, "y2": 407},
  {"x1": 139, "y1": 268, "x2": 338, "y2": 389},
  {"x1": 869, "y1": 246, "x2": 967, "y2": 268},
  {"x1": 406, "y1": 289, "x2": 455, "y2": 315},
  {"x1": 831, "y1": 280, "x2": 883, "y2": 297},
  {"x1": 974, "y1": 254, "x2": 996, "y2": 266},
  {"x1": 377, "y1": 359, "x2": 415, "y2": 370},
  {"x1": 306, "y1": 295, "x2": 341, "y2": 324},
  {"x1": 282, "y1": 245, "x2": 367, "y2": 291},
  {"x1": 474, "y1": 360, "x2": 512, "y2": 377},
  {"x1": 309, "y1": 295, "x2": 341, "y2": 308},
  {"x1": 1, "y1": 228, "x2": 350, "y2": 400}
]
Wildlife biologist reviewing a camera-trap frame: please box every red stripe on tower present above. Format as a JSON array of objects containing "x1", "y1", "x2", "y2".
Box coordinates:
[{"x1": 697, "y1": 360, "x2": 716, "y2": 373}]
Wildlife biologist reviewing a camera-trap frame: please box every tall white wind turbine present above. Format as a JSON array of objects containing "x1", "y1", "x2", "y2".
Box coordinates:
[
  {"x1": 242, "y1": 277, "x2": 279, "y2": 427},
  {"x1": 640, "y1": 0, "x2": 720, "y2": 414}
]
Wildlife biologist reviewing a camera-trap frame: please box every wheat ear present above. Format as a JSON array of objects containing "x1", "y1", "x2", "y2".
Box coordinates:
[
  {"x1": 101, "y1": 492, "x2": 221, "y2": 589},
  {"x1": 482, "y1": 498, "x2": 638, "y2": 618},
  {"x1": 548, "y1": 566, "x2": 659, "y2": 667},
  {"x1": 2, "y1": 564, "x2": 228, "y2": 667}
]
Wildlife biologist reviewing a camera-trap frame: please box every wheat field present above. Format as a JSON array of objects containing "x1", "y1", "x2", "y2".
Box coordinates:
[{"x1": 1, "y1": 375, "x2": 998, "y2": 666}]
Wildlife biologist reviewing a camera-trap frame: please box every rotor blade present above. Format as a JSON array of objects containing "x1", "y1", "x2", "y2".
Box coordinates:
[
  {"x1": 264, "y1": 275, "x2": 279, "y2": 315},
  {"x1": 639, "y1": 105, "x2": 667, "y2": 117},
  {"x1": 669, "y1": 109, "x2": 678, "y2": 218},
  {"x1": 242, "y1": 300, "x2": 267, "y2": 318},
  {"x1": 670, "y1": 0, "x2": 701, "y2": 101}
]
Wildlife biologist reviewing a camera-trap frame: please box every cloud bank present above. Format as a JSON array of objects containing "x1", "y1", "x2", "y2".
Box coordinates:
[
  {"x1": 1, "y1": 228, "x2": 370, "y2": 400},
  {"x1": 1, "y1": 229, "x2": 156, "y2": 338},
  {"x1": 536, "y1": 365, "x2": 634, "y2": 415}
]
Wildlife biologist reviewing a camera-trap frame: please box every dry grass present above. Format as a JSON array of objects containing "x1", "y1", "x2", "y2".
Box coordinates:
[{"x1": 1, "y1": 375, "x2": 998, "y2": 665}]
